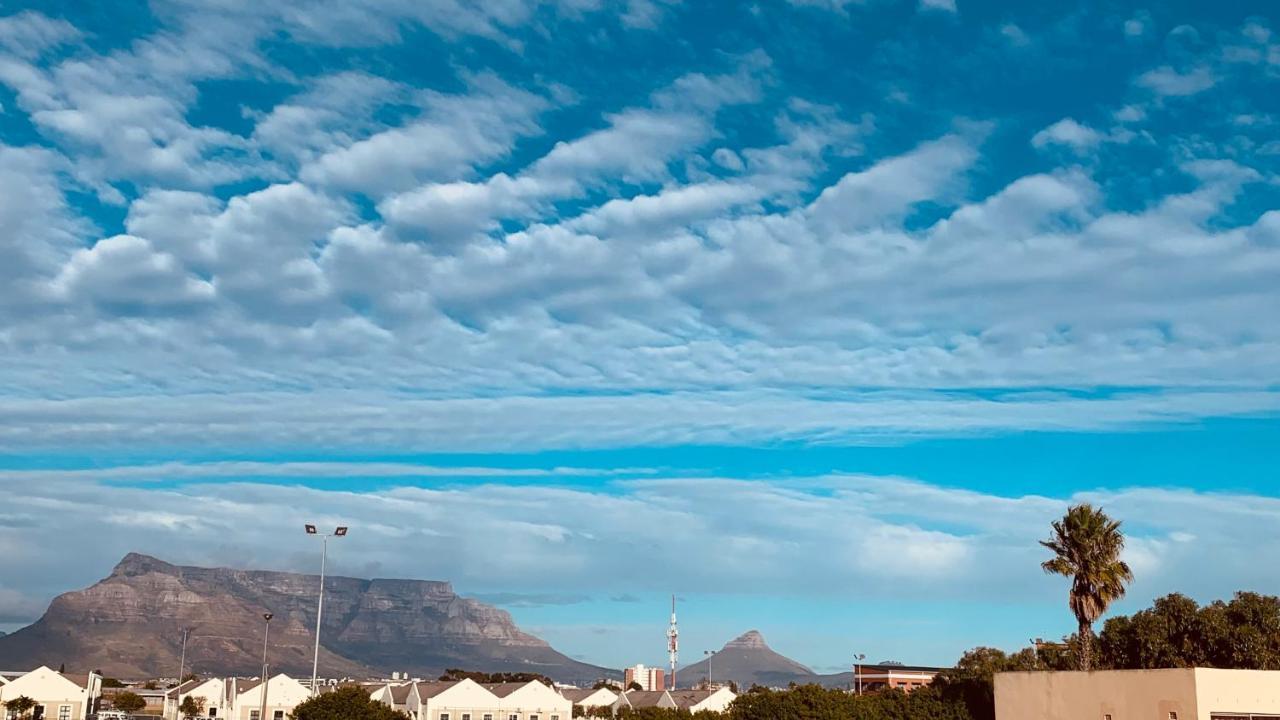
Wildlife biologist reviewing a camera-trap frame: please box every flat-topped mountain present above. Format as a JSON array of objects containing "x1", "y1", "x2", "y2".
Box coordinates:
[
  {"x1": 0, "y1": 553, "x2": 608, "y2": 683},
  {"x1": 677, "y1": 630, "x2": 822, "y2": 688}
]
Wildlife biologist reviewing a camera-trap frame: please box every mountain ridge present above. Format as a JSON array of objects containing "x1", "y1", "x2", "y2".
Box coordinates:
[
  {"x1": 0, "y1": 553, "x2": 610, "y2": 684},
  {"x1": 677, "y1": 629, "x2": 853, "y2": 689}
]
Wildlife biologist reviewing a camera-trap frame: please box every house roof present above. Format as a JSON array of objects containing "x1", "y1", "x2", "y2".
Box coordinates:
[
  {"x1": 388, "y1": 683, "x2": 414, "y2": 704},
  {"x1": 667, "y1": 690, "x2": 727, "y2": 709},
  {"x1": 619, "y1": 691, "x2": 671, "y2": 709},
  {"x1": 415, "y1": 681, "x2": 461, "y2": 700},
  {"x1": 482, "y1": 682, "x2": 530, "y2": 698},
  {"x1": 164, "y1": 679, "x2": 205, "y2": 698},
  {"x1": 561, "y1": 689, "x2": 612, "y2": 703}
]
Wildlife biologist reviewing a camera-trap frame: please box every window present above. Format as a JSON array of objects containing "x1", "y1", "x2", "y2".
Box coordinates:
[
  {"x1": 484, "y1": 715, "x2": 493, "y2": 720},
  {"x1": 1169, "y1": 714, "x2": 1177, "y2": 720},
  {"x1": 1103, "y1": 715, "x2": 1112, "y2": 720},
  {"x1": 440, "y1": 713, "x2": 450, "y2": 720},
  {"x1": 509, "y1": 714, "x2": 519, "y2": 720},
  {"x1": 209, "y1": 710, "x2": 217, "y2": 718},
  {"x1": 531, "y1": 714, "x2": 539, "y2": 720},
  {"x1": 274, "y1": 711, "x2": 285, "y2": 720},
  {"x1": 250, "y1": 711, "x2": 260, "y2": 720},
  {"x1": 58, "y1": 707, "x2": 71, "y2": 720},
  {"x1": 463, "y1": 714, "x2": 472, "y2": 720}
]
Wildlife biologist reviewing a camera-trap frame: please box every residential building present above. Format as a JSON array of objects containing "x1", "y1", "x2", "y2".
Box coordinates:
[
  {"x1": 374, "y1": 678, "x2": 571, "y2": 720},
  {"x1": 995, "y1": 667, "x2": 1280, "y2": 720},
  {"x1": 0, "y1": 666, "x2": 102, "y2": 720},
  {"x1": 165, "y1": 677, "x2": 232, "y2": 719},
  {"x1": 370, "y1": 682, "x2": 414, "y2": 716},
  {"x1": 622, "y1": 666, "x2": 665, "y2": 692},
  {"x1": 560, "y1": 687, "x2": 618, "y2": 715},
  {"x1": 484, "y1": 681, "x2": 572, "y2": 720},
  {"x1": 852, "y1": 664, "x2": 941, "y2": 694},
  {"x1": 667, "y1": 689, "x2": 736, "y2": 713},
  {"x1": 611, "y1": 688, "x2": 736, "y2": 714},
  {"x1": 230, "y1": 674, "x2": 311, "y2": 720}
]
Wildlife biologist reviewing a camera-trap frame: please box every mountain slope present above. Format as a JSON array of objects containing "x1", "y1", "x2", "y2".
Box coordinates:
[
  {"x1": 0, "y1": 553, "x2": 609, "y2": 683},
  {"x1": 676, "y1": 630, "x2": 820, "y2": 689}
]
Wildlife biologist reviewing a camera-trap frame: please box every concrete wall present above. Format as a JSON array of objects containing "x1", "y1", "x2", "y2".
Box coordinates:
[
  {"x1": 1193, "y1": 668, "x2": 1280, "y2": 720},
  {"x1": 995, "y1": 669, "x2": 1199, "y2": 720}
]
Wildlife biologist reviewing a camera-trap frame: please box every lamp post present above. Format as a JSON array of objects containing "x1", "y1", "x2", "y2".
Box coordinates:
[
  {"x1": 305, "y1": 524, "x2": 348, "y2": 696},
  {"x1": 174, "y1": 627, "x2": 191, "y2": 720},
  {"x1": 703, "y1": 651, "x2": 714, "y2": 690},
  {"x1": 259, "y1": 613, "x2": 273, "y2": 720},
  {"x1": 852, "y1": 654, "x2": 866, "y2": 696}
]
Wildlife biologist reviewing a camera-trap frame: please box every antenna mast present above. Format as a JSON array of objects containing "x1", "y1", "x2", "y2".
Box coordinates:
[{"x1": 667, "y1": 594, "x2": 679, "y2": 690}]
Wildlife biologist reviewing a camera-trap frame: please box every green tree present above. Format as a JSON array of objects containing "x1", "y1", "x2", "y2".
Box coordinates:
[
  {"x1": 102, "y1": 678, "x2": 126, "y2": 688},
  {"x1": 4, "y1": 696, "x2": 37, "y2": 720},
  {"x1": 289, "y1": 686, "x2": 407, "y2": 720},
  {"x1": 627, "y1": 681, "x2": 643, "y2": 692},
  {"x1": 179, "y1": 695, "x2": 205, "y2": 718},
  {"x1": 1040, "y1": 503, "x2": 1133, "y2": 670},
  {"x1": 114, "y1": 691, "x2": 147, "y2": 714}
]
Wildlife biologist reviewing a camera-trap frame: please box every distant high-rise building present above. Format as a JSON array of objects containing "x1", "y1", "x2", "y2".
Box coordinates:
[{"x1": 623, "y1": 665, "x2": 666, "y2": 692}]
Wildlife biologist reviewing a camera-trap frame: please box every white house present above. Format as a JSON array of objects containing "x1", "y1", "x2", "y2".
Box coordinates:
[
  {"x1": 369, "y1": 682, "x2": 414, "y2": 715},
  {"x1": 560, "y1": 688, "x2": 617, "y2": 715},
  {"x1": 165, "y1": 677, "x2": 232, "y2": 719},
  {"x1": 668, "y1": 688, "x2": 736, "y2": 713},
  {"x1": 230, "y1": 674, "x2": 310, "y2": 720},
  {"x1": 611, "y1": 688, "x2": 736, "y2": 715},
  {"x1": 485, "y1": 681, "x2": 572, "y2": 720},
  {"x1": 406, "y1": 679, "x2": 500, "y2": 720},
  {"x1": 0, "y1": 666, "x2": 102, "y2": 720}
]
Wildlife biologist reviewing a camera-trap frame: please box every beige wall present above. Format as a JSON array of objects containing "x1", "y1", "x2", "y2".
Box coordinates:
[
  {"x1": 995, "y1": 669, "x2": 1199, "y2": 720},
  {"x1": 1193, "y1": 668, "x2": 1280, "y2": 720}
]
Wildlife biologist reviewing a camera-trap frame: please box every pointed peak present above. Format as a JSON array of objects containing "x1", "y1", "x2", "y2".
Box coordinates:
[
  {"x1": 112, "y1": 553, "x2": 176, "y2": 577},
  {"x1": 724, "y1": 630, "x2": 768, "y2": 650}
]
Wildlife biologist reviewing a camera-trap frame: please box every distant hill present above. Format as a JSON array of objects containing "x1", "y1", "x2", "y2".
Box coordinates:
[
  {"x1": 676, "y1": 630, "x2": 851, "y2": 689},
  {"x1": 0, "y1": 553, "x2": 611, "y2": 684}
]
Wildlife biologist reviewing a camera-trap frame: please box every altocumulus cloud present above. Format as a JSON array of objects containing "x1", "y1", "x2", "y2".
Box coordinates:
[{"x1": 0, "y1": 2, "x2": 1278, "y2": 454}]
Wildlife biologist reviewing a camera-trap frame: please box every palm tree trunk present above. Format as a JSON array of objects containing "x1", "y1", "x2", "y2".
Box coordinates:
[{"x1": 1078, "y1": 620, "x2": 1093, "y2": 671}]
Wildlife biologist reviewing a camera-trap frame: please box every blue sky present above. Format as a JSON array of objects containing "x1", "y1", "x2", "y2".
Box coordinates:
[{"x1": 2, "y1": 0, "x2": 1280, "y2": 673}]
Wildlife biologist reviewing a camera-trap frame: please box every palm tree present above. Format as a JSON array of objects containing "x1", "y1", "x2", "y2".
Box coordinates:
[{"x1": 1041, "y1": 503, "x2": 1134, "y2": 671}]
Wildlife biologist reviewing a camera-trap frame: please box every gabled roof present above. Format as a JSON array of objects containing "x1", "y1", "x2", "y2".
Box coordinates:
[
  {"x1": 667, "y1": 689, "x2": 732, "y2": 709},
  {"x1": 164, "y1": 679, "x2": 205, "y2": 698},
  {"x1": 414, "y1": 681, "x2": 461, "y2": 700},
  {"x1": 561, "y1": 688, "x2": 615, "y2": 703},
  {"x1": 388, "y1": 683, "x2": 414, "y2": 704},
  {"x1": 482, "y1": 682, "x2": 530, "y2": 698},
  {"x1": 617, "y1": 691, "x2": 673, "y2": 709}
]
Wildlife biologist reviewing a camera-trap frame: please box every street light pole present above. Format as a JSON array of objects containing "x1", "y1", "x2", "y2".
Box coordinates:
[
  {"x1": 174, "y1": 627, "x2": 191, "y2": 720},
  {"x1": 703, "y1": 651, "x2": 713, "y2": 690},
  {"x1": 260, "y1": 613, "x2": 273, "y2": 720},
  {"x1": 305, "y1": 524, "x2": 348, "y2": 696},
  {"x1": 853, "y1": 654, "x2": 865, "y2": 696}
]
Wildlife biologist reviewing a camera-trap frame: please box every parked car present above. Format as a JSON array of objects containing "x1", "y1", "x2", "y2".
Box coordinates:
[{"x1": 93, "y1": 713, "x2": 131, "y2": 720}]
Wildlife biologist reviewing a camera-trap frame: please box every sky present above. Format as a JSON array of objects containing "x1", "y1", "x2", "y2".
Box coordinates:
[{"x1": 1, "y1": 0, "x2": 1280, "y2": 674}]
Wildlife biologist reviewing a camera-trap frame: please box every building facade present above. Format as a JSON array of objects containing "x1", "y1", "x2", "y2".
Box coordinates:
[
  {"x1": 852, "y1": 664, "x2": 941, "y2": 694},
  {"x1": 560, "y1": 687, "x2": 618, "y2": 716},
  {"x1": 376, "y1": 678, "x2": 572, "y2": 720},
  {"x1": 0, "y1": 666, "x2": 102, "y2": 720},
  {"x1": 995, "y1": 668, "x2": 1280, "y2": 720},
  {"x1": 623, "y1": 666, "x2": 666, "y2": 692}
]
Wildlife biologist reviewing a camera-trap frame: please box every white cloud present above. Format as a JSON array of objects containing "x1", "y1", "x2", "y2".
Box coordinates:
[
  {"x1": 1031, "y1": 118, "x2": 1103, "y2": 152},
  {"x1": 1137, "y1": 65, "x2": 1217, "y2": 96},
  {"x1": 918, "y1": 0, "x2": 957, "y2": 13},
  {"x1": 50, "y1": 234, "x2": 216, "y2": 313},
  {"x1": 0, "y1": 11, "x2": 80, "y2": 59},
  {"x1": 7, "y1": 469, "x2": 1280, "y2": 663}
]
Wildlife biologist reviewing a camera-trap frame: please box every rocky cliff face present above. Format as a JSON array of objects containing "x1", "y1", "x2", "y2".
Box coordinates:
[{"x1": 0, "y1": 553, "x2": 606, "y2": 683}]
